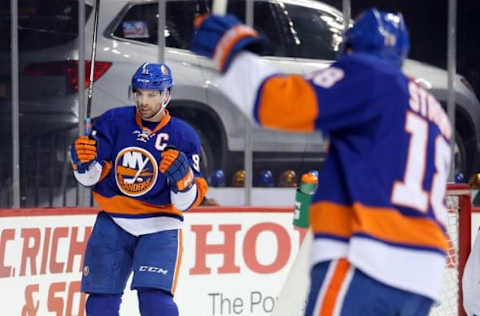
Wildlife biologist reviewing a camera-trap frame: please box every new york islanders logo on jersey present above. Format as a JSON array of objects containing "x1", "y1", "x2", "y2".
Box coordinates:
[{"x1": 114, "y1": 147, "x2": 158, "y2": 197}]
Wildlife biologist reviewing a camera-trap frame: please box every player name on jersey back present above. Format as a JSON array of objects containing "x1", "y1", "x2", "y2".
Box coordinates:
[{"x1": 408, "y1": 81, "x2": 452, "y2": 140}]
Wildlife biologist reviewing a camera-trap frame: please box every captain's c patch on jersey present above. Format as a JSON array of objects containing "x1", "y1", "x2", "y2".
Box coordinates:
[{"x1": 115, "y1": 147, "x2": 158, "y2": 197}]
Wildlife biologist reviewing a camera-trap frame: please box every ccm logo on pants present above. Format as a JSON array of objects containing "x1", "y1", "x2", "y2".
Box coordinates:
[{"x1": 139, "y1": 266, "x2": 169, "y2": 274}]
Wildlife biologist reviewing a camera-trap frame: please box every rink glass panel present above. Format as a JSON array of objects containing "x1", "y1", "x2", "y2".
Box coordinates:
[{"x1": 0, "y1": 1, "x2": 92, "y2": 207}]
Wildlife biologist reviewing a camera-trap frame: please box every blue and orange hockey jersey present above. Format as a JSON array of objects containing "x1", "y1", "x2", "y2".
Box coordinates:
[
  {"x1": 218, "y1": 51, "x2": 452, "y2": 301},
  {"x1": 88, "y1": 106, "x2": 207, "y2": 236}
]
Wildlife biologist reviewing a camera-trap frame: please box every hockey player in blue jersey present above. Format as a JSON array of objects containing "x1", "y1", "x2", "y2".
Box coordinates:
[
  {"x1": 191, "y1": 8, "x2": 452, "y2": 316},
  {"x1": 70, "y1": 62, "x2": 208, "y2": 316}
]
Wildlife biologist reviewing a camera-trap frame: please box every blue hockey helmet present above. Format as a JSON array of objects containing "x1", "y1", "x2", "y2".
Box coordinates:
[
  {"x1": 131, "y1": 62, "x2": 173, "y2": 91},
  {"x1": 455, "y1": 173, "x2": 466, "y2": 183},
  {"x1": 208, "y1": 169, "x2": 226, "y2": 187},
  {"x1": 255, "y1": 169, "x2": 274, "y2": 187},
  {"x1": 344, "y1": 8, "x2": 410, "y2": 67}
]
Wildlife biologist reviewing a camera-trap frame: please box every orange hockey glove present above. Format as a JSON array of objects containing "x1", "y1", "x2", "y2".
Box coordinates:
[
  {"x1": 160, "y1": 147, "x2": 194, "y2": 192},
  {"x1": 70, "y1": 136, "x2": 97, "y2": 173}
]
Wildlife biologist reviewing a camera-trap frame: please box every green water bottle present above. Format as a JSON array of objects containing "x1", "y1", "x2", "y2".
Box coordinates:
[{"x1": 293, "y1": 171, "x2": 318, "y2": 228}]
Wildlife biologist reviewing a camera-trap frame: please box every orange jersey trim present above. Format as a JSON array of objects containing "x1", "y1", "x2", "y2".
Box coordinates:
[
  {"x1": 191, "y1": 177, "x2": 209, "y2": 209},
  {"x1": 99, "y1": 161, "x2": 113, "y2": 182},
  {"x1": 319, "y1": 259, "x2": 350, "y2": 316},
  {"x1": 171, "y1": 229, "x2": 183, "y2": 295},
  {"x1": 213, "y1": 25, "x2": 258, "y2": 71},
  {"x1": 93, "y1": 192, "x2": 183, "y2": 217},
  {"x1": 257, "y1": 75, "x2": 318, "y2": 132},
  {"x1": 194, "y1": 13, "x2": 209, "y2": 28},
  {"x1": 310, "y1": 201, "x2": 449, "y2": 252},
  {"x1": 135, "y1": 109, "x2": 171, "y2": 135}
]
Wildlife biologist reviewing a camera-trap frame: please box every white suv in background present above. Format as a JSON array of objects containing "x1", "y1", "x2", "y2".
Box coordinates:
[
  {"x1": 2, "y1": 0, "x2": 480, "y2": 187},
  {"x1": 90, "y1": 0, "x2": 480, "y2": 180}
]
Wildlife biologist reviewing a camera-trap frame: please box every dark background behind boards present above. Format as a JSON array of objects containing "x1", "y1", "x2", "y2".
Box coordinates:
[{"x1": 320, "y1": 0, "x2": 480, "y2": 101}]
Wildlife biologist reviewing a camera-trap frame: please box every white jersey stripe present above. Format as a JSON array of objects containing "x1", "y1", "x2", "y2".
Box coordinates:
[
  {"x1": 311, "y1": 236, "x2": 446, "y2": 301},
  {"x1": 111, "y1": 216, "x2": 182, "y2": 237}
]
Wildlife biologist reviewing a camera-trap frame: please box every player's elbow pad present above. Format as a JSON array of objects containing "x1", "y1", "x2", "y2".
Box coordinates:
[
  {"x1": 171, "y1": 183, "x2": 197, "y2": 211},
  {"x1": 73, "y1": 161, "x2": 103, "y2": 187}
]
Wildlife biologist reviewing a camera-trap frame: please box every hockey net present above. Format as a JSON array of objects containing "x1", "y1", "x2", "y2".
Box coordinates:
[{"x1": 429, "y1": 183, "x2": 472, "y2": 316}]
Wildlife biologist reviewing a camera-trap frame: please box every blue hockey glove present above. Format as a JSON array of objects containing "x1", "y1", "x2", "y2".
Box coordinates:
[
  {"x1": 70, "y1": 136, "x2": 97, "y2": 173},
  {"x1": 160, "y1": 147, "x2": 194, "y2": 192},
  {"x1": 191, "y1": 14, "x2": 263, "y2": 72}
]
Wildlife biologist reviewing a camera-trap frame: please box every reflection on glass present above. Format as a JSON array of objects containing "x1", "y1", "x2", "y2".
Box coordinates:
[
  {"x1": 0, "y1": 0, "x2": 94, "y2": 207},
  {"x1": 281, "y1": 2, "x2": 344, "y2": 60}
]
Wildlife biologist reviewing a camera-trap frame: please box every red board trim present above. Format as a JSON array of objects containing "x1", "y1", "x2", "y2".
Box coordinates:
[{"x1": 0, "y1": 206, "x2": 294, "y2": 217}]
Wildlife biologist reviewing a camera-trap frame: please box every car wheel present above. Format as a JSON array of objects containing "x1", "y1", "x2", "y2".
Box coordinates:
[{"x1": 169, "y1": 104, "x2": 226, "y2": 179}]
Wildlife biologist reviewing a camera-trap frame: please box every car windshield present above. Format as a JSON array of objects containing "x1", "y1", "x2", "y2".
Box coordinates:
[
  {"x1": 281, "y1": 2, "x2": 344, "y2": 60},
  {"x1": 113, "y1": 1, "x2": 198, "y2": 49},
  {"x1": 111, "y1": 0, "x2": 345, "y2": 60},
  {"x1": 0, "y1": 0, "x2": 93, "y2": 51}
]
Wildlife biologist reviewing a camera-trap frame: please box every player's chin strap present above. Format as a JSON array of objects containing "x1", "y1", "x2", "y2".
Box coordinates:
[{"x1": 139, "y1": 89, "x2": 172, "y2": 121}]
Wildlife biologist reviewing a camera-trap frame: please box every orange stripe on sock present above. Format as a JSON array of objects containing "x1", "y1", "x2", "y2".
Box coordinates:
[{"x1": 319, "y1": 259, "x2": 350, "y2": 316}]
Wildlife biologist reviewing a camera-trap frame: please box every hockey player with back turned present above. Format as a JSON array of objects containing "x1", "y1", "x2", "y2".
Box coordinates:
[
  {"x1": 70, "y1": 62, "x2": 208, "y2": 316},
  {"x1": 191, "y1": 8, "x2": 452, "y2": 316}
]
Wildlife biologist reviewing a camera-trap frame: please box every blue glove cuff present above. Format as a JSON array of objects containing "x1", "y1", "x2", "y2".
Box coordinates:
[
  {"x1": 70, "y1": 145, "x2": 98, "y2": 173},
  {"x1": 221, "y1": 36, "x2": 263, "y2": 72}
]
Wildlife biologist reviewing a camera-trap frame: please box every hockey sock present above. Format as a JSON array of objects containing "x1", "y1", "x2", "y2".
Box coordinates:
[
  {"x1": 85, "y1": 293, "x2": 122, "y2": 316},
  {"x1": 137, "y1": 288, "x2": 179, "y2": 316}
]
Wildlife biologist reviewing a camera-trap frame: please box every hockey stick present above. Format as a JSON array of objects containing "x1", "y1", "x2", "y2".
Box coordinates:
[
  {"x1": 85, "y1": 0, "x2": 100, "y2": 136},
  {"x1": 212, "y1": 0, "x2": 227, "y2": 15},
  {"x1": 271, "y1": 229, "x2": 312, "y2": 316}
]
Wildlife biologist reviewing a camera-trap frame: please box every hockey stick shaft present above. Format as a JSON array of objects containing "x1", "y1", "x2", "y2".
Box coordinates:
[
  {"x1": 85, "y1": 0, "x2": 100, "y2": 136},
  {"x1": 212, "y1": 0, "x2": 227, "y2": 15},
  {"x1": 271, "y1": 229, "x2": 312, "y2": 316}
]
